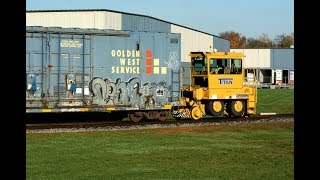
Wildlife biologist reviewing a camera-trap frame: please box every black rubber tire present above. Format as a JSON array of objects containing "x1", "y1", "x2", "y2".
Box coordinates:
[
  {"x1": 206, "y1": 100, "x2": 225, "y2": 116},
  {"x1": 229, "y1": 100, "x2": 246, "y2": 117}
]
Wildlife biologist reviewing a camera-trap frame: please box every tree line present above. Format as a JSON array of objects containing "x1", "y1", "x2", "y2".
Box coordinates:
[{"x1": 218, "y1": 31, "x2": 294, "y2": 48}]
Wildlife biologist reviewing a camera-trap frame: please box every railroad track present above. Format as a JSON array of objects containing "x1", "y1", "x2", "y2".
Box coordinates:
[{"x1": 26, "y1": 114, "x2": 294, "y2": 132}]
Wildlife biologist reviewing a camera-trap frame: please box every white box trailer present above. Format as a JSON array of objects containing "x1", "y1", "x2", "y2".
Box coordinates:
[
  {"x1": 289, "y1": 70, "x2": 294, "y2": 85},
  {"x1": 275, "y1": 69, "x2": 283, "y2": 85}
]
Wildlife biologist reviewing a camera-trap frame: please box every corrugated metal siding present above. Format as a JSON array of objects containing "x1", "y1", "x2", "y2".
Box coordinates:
[
  {"x1": 26, "y1": 11, "x2": 122, "y2": 30},
  {"x1": 100, "y1": 11, "x2": 122, "y2": 30},
  {"x1": 271, "y1": 49, "x2": 294, "y2": 70},
  {"x1": 26, "y1": 10, "x2": 227, "y2": 64},
  {"x1": 231, "y1": 49, "x2": 271, "y2": 69},
  {"x1": 171, "y1": 24, "x2": 213, "y2": 62},
  {"x1": 213, "y1": 36, "x2": 230, "y2": 52},
  {"x1": 231, "y1": 49, "x2": 294, "y2": 70},
  {"x1": 122, "y1": 14, "x2": 171, "y2": 32}
]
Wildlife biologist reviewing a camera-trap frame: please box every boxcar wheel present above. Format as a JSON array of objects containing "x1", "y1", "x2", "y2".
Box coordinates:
[
  {"x1": 229, "y1": 100, "x2": 245, "y2": 117},
  {"x1": 207, "y1": 100, "x2": 225, "y2": 116},
  {"x1": 129, "y1": 112, "x2": 143, "y2": 122},
  {"x1": 191, "y1": 107, "x2": 203, "y2": 120},
  {"x1": 158, "y1": 111, "x2": 168, "y2": 121}
]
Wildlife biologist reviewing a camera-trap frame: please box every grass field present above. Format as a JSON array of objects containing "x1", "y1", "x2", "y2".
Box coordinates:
[
  {"x1": 256, "y1": 89, "x2": 294, "y2": 115},
  {"x1": 26, "y1": 89, "x2": 294, "y2": 179},
  {"x1": 26, "y1": 121, "x2": 294, "y2": 179}
]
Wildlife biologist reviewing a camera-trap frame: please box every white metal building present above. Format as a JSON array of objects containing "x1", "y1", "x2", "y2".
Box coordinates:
[
  {"x1": 231, "y1": 48, "x2": 294, "y2": 86},
  {"x1": 26, "y1": 9, "x2": 230, "y2": 62}
]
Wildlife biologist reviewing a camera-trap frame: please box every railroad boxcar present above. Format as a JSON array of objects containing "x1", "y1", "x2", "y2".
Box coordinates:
[{"x1": 26, "y1": 26, "x2": 181, "y2": 121}]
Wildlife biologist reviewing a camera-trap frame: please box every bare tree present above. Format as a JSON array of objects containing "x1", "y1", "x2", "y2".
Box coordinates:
[
  {"x1": 257, "y1": 33, "x2": 274, "y2": 48},
  {"x1": 246, "y1": 38, "x2": 261, "y2": 48},
  {"x1": 274, "y1": 33, "x2": 294, "y2": 48},
  {"x1": 245, "y1": 33, "x2": 274, "y2": 48}
]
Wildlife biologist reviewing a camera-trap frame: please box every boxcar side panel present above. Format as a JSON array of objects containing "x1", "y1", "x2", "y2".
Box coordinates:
[
  {"x1": 26, "y1": 27, "x2": 181, "y2": 112},
  {"x1": 89, "y1": 32, "x2": 181, "y2": 109}
]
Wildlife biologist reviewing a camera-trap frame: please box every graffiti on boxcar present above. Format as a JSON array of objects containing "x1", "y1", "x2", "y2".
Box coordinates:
[
  {"x1": 89, "y1": 77, "x2": 169, "y2": 108},
  {"x1": 165, "y1": 51, "x2": 179, "y2": 71}
]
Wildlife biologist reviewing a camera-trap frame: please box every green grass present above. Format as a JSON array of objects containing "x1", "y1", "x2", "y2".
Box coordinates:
[
  {"x1": 257, "y1": 89, "x2": 294, "y2": 114},
  {"x1": 27, "y1": 121, "x2": 294, "y2": 179}
]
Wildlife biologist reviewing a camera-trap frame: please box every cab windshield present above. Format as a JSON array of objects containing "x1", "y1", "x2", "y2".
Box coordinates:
[{"x1": 209, "y1": 59, "x2": 242, "y2": 74}]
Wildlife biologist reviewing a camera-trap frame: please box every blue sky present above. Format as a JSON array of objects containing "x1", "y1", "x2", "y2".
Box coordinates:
[{"x1": 26, "y1": 0, "x2": 294, "y2": 39}]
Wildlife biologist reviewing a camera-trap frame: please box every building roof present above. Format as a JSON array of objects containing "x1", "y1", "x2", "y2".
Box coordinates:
[
  {"x1": 231, "y1": 48, "x2": 294, "y2": 50},
  {"x1": 26, "y1": 9, "x2": 225, "y2": 40}
]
